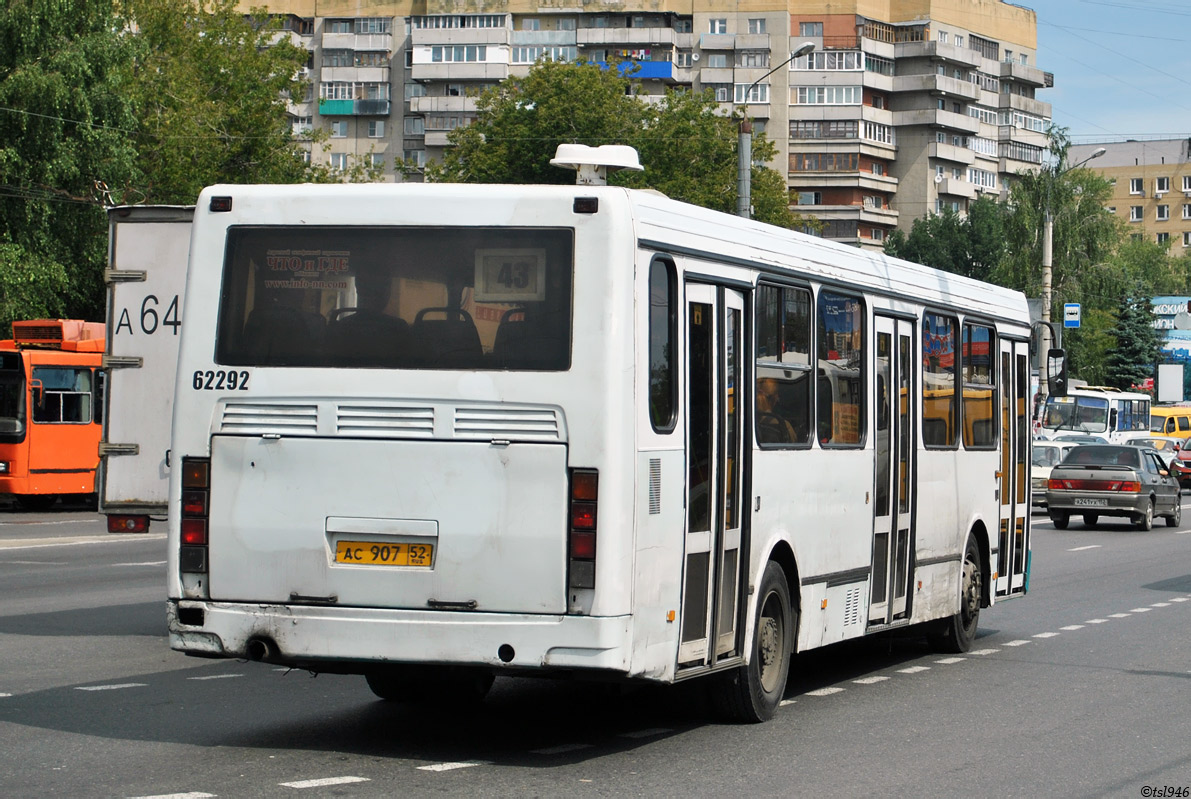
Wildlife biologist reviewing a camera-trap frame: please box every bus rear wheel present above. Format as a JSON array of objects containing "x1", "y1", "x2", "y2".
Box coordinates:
[
  {"x1": 16, "y1": 494, "x2": 58, "y2": 511},
  {"x1": 365, "y1": 665, "x2": 494, "y2": 705},
  {"x1": 929, "y1": 536, "x2": 982, "y2": 654},
  {"x1": 710, "y1": 561, "x2": 794, "y2": 723}
]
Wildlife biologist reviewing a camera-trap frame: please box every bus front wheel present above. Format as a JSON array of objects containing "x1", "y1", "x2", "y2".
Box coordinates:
[
  {"x1": 711, "y1": 560, "x2": 794, "y2": 723},
  {"x1": 929, "y1": 536, "x2": 982, "y2": 654}
]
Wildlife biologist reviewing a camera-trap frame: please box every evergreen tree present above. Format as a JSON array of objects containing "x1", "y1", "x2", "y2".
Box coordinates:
[{"x1": 1104, "y1": 285, "x2": 1162, "y2": 391}]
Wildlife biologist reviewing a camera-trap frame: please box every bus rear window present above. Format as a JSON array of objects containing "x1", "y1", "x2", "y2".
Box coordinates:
[{"x1": 215, "y1": 226, "x2": 574, "y2": 370}]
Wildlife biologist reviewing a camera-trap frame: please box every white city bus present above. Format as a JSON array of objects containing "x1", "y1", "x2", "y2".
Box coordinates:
[
  {"x1": 167, "y1": 160, "x2": 1033, "y2": 722},
  {"x1": 1039, "y1": 386, "x2": 1151, "y2": 443}
]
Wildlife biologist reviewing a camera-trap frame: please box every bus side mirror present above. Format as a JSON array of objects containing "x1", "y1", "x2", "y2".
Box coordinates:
[{"x1": 1047, "y1": 349, "x2": 1068, "y2": 398}]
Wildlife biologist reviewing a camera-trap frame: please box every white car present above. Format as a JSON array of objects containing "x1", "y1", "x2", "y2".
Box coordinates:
[
  {"x1": 1120, "y1": 433, "x2": 1182, "y2": 468},
  {"x1": 1031, "y1": 440, "x2": 1080, "y2": 508}
]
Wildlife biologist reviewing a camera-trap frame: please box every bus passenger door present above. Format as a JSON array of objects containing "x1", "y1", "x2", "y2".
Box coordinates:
[
  {"x1": 679, "y1": 283, "x2": 746, "y2": 667},
  {"x1": 997, "y1": 340, "x2": 1030, "y2": 596},
  {"x1": 870, "y1": 316, "x2": 914, "y2": 624}
]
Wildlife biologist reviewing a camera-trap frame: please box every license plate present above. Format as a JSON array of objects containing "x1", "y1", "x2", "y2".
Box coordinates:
[
  {"x1": 335, "y1": 540, "x2": 433, "y2": 567},
  {"x1": 1073, "y1": 498, "x2": 1108, "y2": 507}
]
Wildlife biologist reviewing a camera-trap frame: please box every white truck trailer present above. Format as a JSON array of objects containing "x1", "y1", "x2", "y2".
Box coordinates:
[{"x1": 100, "y1": 205, "x2": 194, "y2": 532}]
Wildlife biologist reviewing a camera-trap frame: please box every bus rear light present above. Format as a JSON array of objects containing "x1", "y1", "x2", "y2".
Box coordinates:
[
  {"x1": 107, "y1": 514, "x2": 149, "y2": 534},
  {"x1": 181, "y1": 518, "x2": 208, "y2": 545},
  {"x1": 568, "y1": 469, "x2": 598, "y2": 590},
  {"x1": 182, "y1": 459, "x2": 210, "y2": 489},
  {"x1": 181, "y1": 490, "x2": 207, "y2": 517}
]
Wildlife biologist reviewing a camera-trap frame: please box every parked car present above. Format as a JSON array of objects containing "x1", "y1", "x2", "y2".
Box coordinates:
[
  {"x1": 1052, "y1": 434, "x2": 1104, "y2": 444},
  {"x1": 1171, "y1": 447, "x2": 1191, "y2": 489},
  {"x1": 1149, "y1": 405, "x2": 1191, "y2": 440},
  {"x1": 1031, "y1": 440, "x2": 1079, "y2": 508},
  {"x1": 1046, "y1": 445, "x2": 1181, "y2": 530}
]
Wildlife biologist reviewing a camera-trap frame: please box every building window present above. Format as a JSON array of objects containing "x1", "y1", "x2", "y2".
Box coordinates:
[
  {"x1": 355, "y1": 17, "x2": 391, "y2": 34},
  {"x1": 323, "y1": 49, "x2": 352, "y2": 67},
  {"x1": 371, "y1": 153, "x2": 386, "y2": 169},
  {"x1": 403, "y1": 117, "x2": 424, "y2": 135},
  {"x1": 431, "y1": 45, "x2": 488, "y2": 62},
  {"x1": 512, "y1": 45, "x2": 576, "y2": 63},
  {"x1": 748, "y1": 18, "x2": 765, "y2": 34},
  {"x1": 870, "y1": 228, "x2": 885, "y2": 241},
  {"x1": 706, "y1": 53, "x2": 728, "y2": 68},
  {"x1": 865, "y1": 54, "x2": 894, "y2": 75},
  {"x1": 790, "y1": 120, "x2": 857, "y2": 139},
  {"x1": 1130, "y1": 178, "x2": 1143, "y2": 195},
  {"x1": 736, "y1": 51, "x2": 769, "y2": 68},
  {"x1": 872, "y1": 162, "x2": 886, "y2": 176},
  {"x1": 325, "y1": 19, "x2": 352, "y2": 33},
  {"x1": 331, "y1": 120, "x2": 348, "y2": 138},
  {"x1": 367, "y1": 120, "x2": 385, "y2": 137},
  {"x1": 938, "y1": 31, "x2": 948, "y2": 44},
  {"x1": 1158, "y1": 232, "x2": 1170, "y2": 244},
  {"x1": 329, "y1": 153, "x2": 348, "y2": 171},
  {"x1": 794, "y1": 85, "x2": 860, "y2": 105},
  {"x1": 708, "y1": 84, "x2": 730, "y2": 102},
  {"x1": 1183, "y1": 204, "x2": 1191, "y2": 220},
  {"x1": 1004, "y1": 49, "x2": 1013, "y2": 63},
  {"x1": 1130, "y1": 206, "x2": 1143, "y2": 221},
  {"x1": 789, "y1": 153, "x2": 859, "y2": 172},
  {"x1": 863, "y1": 122, "x2": 894, "y2": 144},
  {"x1": 968, "y1": 168, "x2": 997, "y2": 189},
  {"x1": 796, "y1": 191, "x2": 823, "y2": 205},
  {"x1": 968, "y1": 35, "x2": 999, "y2": 60},
  {"x1": 1156, "y1": 177, "x2": 1170, "y2": 193},
  {"x1": 954, "y1": 35, "x2": 964, "y2": 48},
  {"x1": 675, "y1": 51, "x2": 692, "y2": 68},
  {"x1": 521, "y1": 18, "x2": 540, "y2": 30},
  {"x1": 1157, "y1": 205, "x2": 1170, "y2": 221},
  {"x1": 1184, "y1": 232, "x2": 1191, "y2": 247},
  {"x1": 796, "y1": 51, "x2": 862, "y2": 70},
  {"x1": 403, "y1": 148, "x2": 426, "y2": 167},
  {"x1": 355, "y1": 51, "x2": 388, "y2": 67},
  {"x1": 708, "y1": 18, "x2": 727, "y2": 34},
  {"x1": 404, "y1": 82, "x2": 426, "y2": 100},
  {"x1": 673, "y1": 18, "x2": 691, "y2": 33},
  {"x1": 1184, "y1": 176, "x2": 1191, "y2": 192},
  {"x1": 290, "y1": 115, "x2": 313, "y2": 136},
  {"x1": 800, "y1": 21, "x2": 823, "y2": 37},
  {"x1": 871, "y1": 94, "x2": 885, "y2": 109},
  {"x1": 735, "y1": 83, "x2": 768, "y2": 103}
]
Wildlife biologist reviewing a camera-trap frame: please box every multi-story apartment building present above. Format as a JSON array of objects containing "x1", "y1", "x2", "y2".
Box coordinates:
[
  {"x1": 267, "y1": 0, "x2": 1052, "y2": 249},
  {"x1": 1070, "y1": 138, "x2": 1191, "y2": 253}
]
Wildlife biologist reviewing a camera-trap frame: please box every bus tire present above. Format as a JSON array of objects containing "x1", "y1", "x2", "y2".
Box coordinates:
[
  {"x1": 16, "y1": 494, "x2": 58, "y2": 511},
  {"x1": 365, "y1": 666, "x2": 494, "y2": 705},
  {"x1": 929, "y1": 536, "x2": 982, "y2": 654},
  {"x1": 710, "y1": 561, "x2": 793, "y2": 723}
]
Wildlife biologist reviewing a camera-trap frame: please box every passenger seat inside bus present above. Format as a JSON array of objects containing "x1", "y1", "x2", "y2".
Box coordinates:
[
  {"x1": 326, "y1": 307, "x2": 410, "y2": 366},
  {"x1": 242, "y1": 303, "x2": 326, "y2": 363},
  {"x1": 410, "y1": 307, "x2": 482, "y2": 367},
  {"x1": 492, "y1": 307, "x2": 567, "y2": 368}
]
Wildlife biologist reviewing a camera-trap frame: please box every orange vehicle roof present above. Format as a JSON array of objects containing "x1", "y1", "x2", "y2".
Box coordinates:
[{"x1": 8, "y1": 319, "x2": 104, "y2": 352}]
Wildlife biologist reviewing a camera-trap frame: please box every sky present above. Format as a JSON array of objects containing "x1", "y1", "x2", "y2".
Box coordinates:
[{"x1": 1032, "y1": 0, "x2": 1191, "y2": 143}]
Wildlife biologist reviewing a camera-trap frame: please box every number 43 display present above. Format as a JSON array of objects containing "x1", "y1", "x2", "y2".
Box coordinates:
[{"x1": 474, "y1": 249, "x2": 547, "y2": 302}]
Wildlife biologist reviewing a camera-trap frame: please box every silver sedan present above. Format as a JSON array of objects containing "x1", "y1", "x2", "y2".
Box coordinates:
[{"x1": 1045, "y1": 445, "x2": 1181, "y2": 531}]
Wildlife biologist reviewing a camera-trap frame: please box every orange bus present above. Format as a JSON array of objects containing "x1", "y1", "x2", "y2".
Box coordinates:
[{"x1": 0, "y1": 320, "x2": 104, "y2": 510}]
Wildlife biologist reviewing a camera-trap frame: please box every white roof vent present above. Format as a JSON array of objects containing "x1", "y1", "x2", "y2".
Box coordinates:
[{"x1": 550, "y1": 144, "x2": 643, "y2": 186}]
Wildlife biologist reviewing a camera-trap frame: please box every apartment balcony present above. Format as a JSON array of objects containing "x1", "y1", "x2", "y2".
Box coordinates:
[
  {"x1": 892, "y1": 108, "x2": 981, "y2": 134},
  {"x1": 861, "y1": 71, "x2": 893, "y2": 93},
  {"x1": 929, "y1": 142, "x2": 976, "y2": 165},
  {"x1": 698, "y1": 67, "x2": 734, "y2": 84},
  {"x1": 699, "y1": 33, "x2": 735, "y2": 50},
  {"x1": 788, "y1": 173, "x2": 899, "y2": 192},
  {"x1": 425, "y1": 131, "x2": 452, "y2": 147},
  {"x1": 410, "y1": 28, "x2": 510, "y2": 46},
  {"x1": 410, "y1": 62, "x2": 511, "y2": 82},
  {"x1": 802, "y1": 204, "x2": 900, "y2": 226},
  {"x1": 734, "y1": 34, "x2": 769, "y2": 50},
  {"x1": 321, "y1": 66, "x2": 390, "y2": 84},
  {"x1": 892, "y1": 74, "x2": 980, "y2": 102},
  {"x1": 322, "y1": 32, "x2": 394, "y2": 51},
  {"x1": 410, "y1": 95, "x2": 478, "y2": 114},
  {"x1": 999, "y1": 60, "x2": 1048, "y2": 88},
  {"x1": 894, "y1": 40, "x2": 980, "y2": 68},
  {"x1": 595, "y1": 61, "x2": 674, "y2": 80},
  {"x1": 1000, "y1": 92, "x2": 1051, "y2": 118},
  {"x1": 938, "y1": 177, "x2": 977, "y2": 199},
  {"x1": 577, "y1": 27, "x2": 677, "y2": 47},
  {"x1": 511, "y1": 30, "x2": 577, "y2": 46},
  {"x1": 318, "y1": 99, "x2": 391, "y2": 116},
  {"x1": 998, "y1": 125, "x2": 1048, "y2": 149}
]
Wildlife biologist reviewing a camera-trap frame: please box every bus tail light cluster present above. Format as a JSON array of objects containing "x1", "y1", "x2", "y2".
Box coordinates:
[
  {"x1": 179, "y1": 457, "x2": 210, "y2": 573},
  {"x1": 108, "y1": 515, "x2": 149, "y2": 534},
  {"x1": 568, "y1": 469, "x2": 598, "y2": 589},
  {"x1": 1048, "y1": 478, "x2": 1141, "y2": 492}
]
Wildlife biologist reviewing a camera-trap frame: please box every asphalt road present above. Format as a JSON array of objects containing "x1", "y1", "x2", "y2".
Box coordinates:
[{"x1": 1, "y1": 504, "x2": 1188, "y2": 798}]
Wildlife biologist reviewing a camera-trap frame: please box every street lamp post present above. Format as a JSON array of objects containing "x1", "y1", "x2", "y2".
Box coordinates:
[
  {"x1": 737, "y1": 41, "x2": 815, "y2": 219},
  {"x1": 1039, "y1": 146, "x2": 1106, "y2": 400}
]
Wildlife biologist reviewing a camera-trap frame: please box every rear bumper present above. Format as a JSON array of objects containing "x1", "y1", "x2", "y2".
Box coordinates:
[
  {"x1": 1045, "y1": 492, "x2": 1146, "y2": 518},
  {"x1": 168, "y1": 600, "x2": 638, "y2": 677}
]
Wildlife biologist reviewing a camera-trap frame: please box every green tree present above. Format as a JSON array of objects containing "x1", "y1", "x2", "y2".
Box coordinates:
[
  {"x1": 0, "y1": 0, "x2": 140, "y2": 324},
  {"x1": 882, "y1": 196, "x2": 1005, "y2": 281},
  {"x1": 1104, "y1": 284, "x2": 1162, "y2": 390},
  {"x1": 427, "y1": 60, "x2": 803, "y2": 228}
]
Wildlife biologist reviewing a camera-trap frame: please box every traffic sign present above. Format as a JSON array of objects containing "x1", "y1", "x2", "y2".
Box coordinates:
[{"x1": 1063, "y1": 302, "x2": 1081, "y2": 328}]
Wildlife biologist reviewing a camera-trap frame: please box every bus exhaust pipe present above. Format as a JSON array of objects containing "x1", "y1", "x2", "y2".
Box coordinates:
[{"x1": 246, "y1": 637, "x2": 275, "y2": 662}]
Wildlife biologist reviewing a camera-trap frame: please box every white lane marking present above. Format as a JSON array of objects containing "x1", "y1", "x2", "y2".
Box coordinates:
[
  {"x1": 805, "y1": 687, "x2": 845, "y2": 696},
  {"x1": 935, "y1": 657, "x2": 966, "y2": 664},
  {"x1": 0, "y1": 534, "x2": 166, "y2": 551},
  {"x1": 1086, "y1": 618, "x2": 1109, "y2": 624},
  {"x1": 279, "y1": 776, "x2": 370, "y2": 788},
  {"x1": 1171, "y1": 597, "x2": 1190, "y2": 603},
  {"x1": 128, "y1": 793, "x2": 217, "y2": 799},
  {"x1": 0, "y1": 693, "x2": 11, "y2": 698},
  {"x1": 779, "y1": 699, "x2": 797, "y2": 707},
  {"x1": 4, "y1": 560, "x2": 66, "y2": 565},
  {"x1": 74, "y1": 683, "x2": 147, "y2": 692},
  {"x1": 1060, "y1": 625, "x2": 1085, "y2": 631},
  {"x1": 1033, "y1": 632, "x2": 1060, "y2": 639},
  {"x1": 898, "y1": 666, "x2": 930, "y2": 674},
  {"x1": 187, "y1": 674, "x2": 243, "y2": 681},
  {"x1": 1151, "y1": 602, "x2": 1171, "y2": 608},
  {"x1": 619, "y1": 728, "x2": 670, "y2": 739},
  {"x1": 969, "y1": 648, "x2": 1000, "y2": 655},
  {"x1": 1003, "y1": 640, "x2": 1031, "y2": 647},
  {"x1": 111, "y1": 561, "x2": 167, "y2": 567},
  {"x1": 1109, "y1": 613, "x2": 1132, "y2": 618},
  {"x1": 853, "y1": 676, "x2": 889, "y2": 685},
  {"x1": 530, "y1": 744, "x2": 593, "y2": 755},
  {"x1": 1130, "y1": 607, "x2": 1153, "y2": 613},
  {"x1": 1067, "y1": 545, "x2": 1102, "y2": 551},
  {"x1": 1176, "y1": 530, "x2": 1191, "y2": 534},
  {"x1": 417, "y1": 763, "x2": 483, "y2": 773}
]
